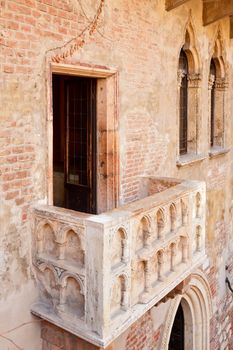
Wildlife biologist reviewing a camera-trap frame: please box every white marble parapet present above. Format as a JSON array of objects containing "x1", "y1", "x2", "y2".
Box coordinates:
[{"x1": 31, "y1": 177, "x2": 206, "y2": 347}]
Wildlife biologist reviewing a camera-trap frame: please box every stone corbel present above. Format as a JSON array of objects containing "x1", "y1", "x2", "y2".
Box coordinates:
[
  {"x1": 175, "y1": 275, "x2": 191, "y2": 294},
  {"x1": 156, "y1": 275, "x2": 191, "y2": 306}
]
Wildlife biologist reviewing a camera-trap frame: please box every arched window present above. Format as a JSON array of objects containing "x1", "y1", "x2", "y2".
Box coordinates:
[
  {"x1": 177, "y1": 23, "x2": 201, "y2": 163},
  {"x1": 209, "y1": 59, "x2": 216, "y2": 147},
  {"x1": 179, "y1": 49, "x2": 188, "y2": 155},
  {"x1": 209, "y1": 32, "x2": 227, "y2": 151}
]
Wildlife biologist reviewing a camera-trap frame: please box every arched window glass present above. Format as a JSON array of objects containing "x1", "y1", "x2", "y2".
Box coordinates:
[
  {"x1": 179, "y1": 49, "x2": 188, "y2": 155},
  {"x1": 210, "y1": 59, "x2": 216, "y2": 147}
]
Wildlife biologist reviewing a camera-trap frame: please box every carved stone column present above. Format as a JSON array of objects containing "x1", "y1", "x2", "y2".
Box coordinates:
[
  {"x1": 143, "y1": 221, "x2": 152, "y2": 248},
  {"x1": 57, "y1": 285, "x2": 66, "y2": 313},
  {"x1": 196, "y1": 226, "x2": 201, "y2": 252},
  {"x1": 158, "y1": 251, "x2": 165, "y2": 282},
  {"x1": 57, "y1": 242, "x2": 66, "y2": 260},
  {"x1": 144, "y1": 260, "x2": 152, "y2": 293},
  {"x1": 182, "y1": 239, "x2": 189, "y2": 263},
  {"x1": 171, "y1": 244, "x2": 177, "y2": 272},
  {"x1": 213, "y1": 77, "x2": 228, "y2": 147},
  {"x1": 181, "y1": 201, "x2": 188, "y2": 226},
  {"x1": 170, "y1": 206, "x2": 176, "y2": 232},
  {"x1": 195, "y1": 193, "x2": 201, "y2": 219},
  {"x1": 121, "y1": 288, "x2": 129, "y2": 311},
  {"x1": 122, "y1": 238, "x2": 129, "y2": 263},
  {"x1": 208, "y1": 75, "x2": 215, "y2": 147},
  {"x1": 187, "y1": 73, "x2": 202, "y2": 154}
]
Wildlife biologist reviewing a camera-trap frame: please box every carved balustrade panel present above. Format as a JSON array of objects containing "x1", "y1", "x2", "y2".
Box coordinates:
[
  {"x1": 32, "y1": 177, "x2": 206, "y2": 348},
  {"x1": 32, "y1": 207, "x2": 86, "y2": 325},
  {"x1": 109, "y1": 181, "x2": 206, "y2": 325}
]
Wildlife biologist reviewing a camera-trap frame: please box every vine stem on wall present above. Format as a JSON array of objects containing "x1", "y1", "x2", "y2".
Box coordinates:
[{"x1": 46, "y1": 0, "x2": 105, "y2": 63}]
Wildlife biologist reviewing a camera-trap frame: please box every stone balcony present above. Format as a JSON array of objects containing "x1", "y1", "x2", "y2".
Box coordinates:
[{"x1": 31, "y1": 177, "x2": 206, "y2": 348}]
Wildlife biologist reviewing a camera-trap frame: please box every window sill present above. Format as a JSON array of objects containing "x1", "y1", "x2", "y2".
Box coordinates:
[
  {"x1": 176, "y1": 153, "x2": 206, "y2": 168},
  {"x1": 209, "y1": 147, "x2": 230, "y2": 159}
]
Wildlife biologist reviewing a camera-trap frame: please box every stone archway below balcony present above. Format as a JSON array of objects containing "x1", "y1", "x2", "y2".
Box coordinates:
[{"x1": 159, "y1": 270, "x2": 212, "y2": 350}]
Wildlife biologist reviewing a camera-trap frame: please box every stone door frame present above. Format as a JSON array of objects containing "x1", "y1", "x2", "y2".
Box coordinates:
[{"x1": 46, "y1": 62, "x2": 119, "y2": 213}]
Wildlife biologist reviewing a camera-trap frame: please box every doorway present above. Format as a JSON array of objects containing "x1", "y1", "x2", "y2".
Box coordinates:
[
  {"x1": 52, "y1": 74, "x2": 97, "y2": 213},
  {"x1": 168, "y1": 303, "x2": 184, "y2": 350}
]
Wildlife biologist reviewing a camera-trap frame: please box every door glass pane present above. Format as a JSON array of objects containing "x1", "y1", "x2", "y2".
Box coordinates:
[{"x1": 66, "y1": 79, "x2": 90, "y2": 186}]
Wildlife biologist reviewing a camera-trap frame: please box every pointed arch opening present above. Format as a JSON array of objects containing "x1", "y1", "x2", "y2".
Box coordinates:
[
  {"x1": 178, "y1": 22, "x2": 201, "y2": 157},
  {"x1": 209, "y1": 31, "x2": 227, "y2": 150},
  {"x1": 160, "y1": 271, "x2": 212, "y2": 350},
  {"x1": 168, "y1": 303, "x2": 185, "y2": 350}
]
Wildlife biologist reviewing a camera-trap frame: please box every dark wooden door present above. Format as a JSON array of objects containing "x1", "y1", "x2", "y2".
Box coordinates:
[
  {"x1": 64, "y1": 77, "x2": 97, "y2": 213},
  {"x1": 168, "y1": 303, "x2": 185, "y2": 350},
  {"x1": 52, "y1": 75, "x2": 97, "y2": 214}
]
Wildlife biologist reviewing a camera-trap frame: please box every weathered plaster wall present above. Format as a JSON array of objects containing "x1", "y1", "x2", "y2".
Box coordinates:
[
  {"x1": 0, "y1": 283, "x2": 42, "y2": 349},
  {"x1": 1, "y1": 0, "x2": 233, "y2": 348}
]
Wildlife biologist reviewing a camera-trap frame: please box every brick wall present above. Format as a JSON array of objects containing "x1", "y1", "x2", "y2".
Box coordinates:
[
  {"x1": 125, "y1": 311, "x2": 162, "y2": 350},
  {"x1": 1, "y1": 0, "x2": 233, "y2": 349}
]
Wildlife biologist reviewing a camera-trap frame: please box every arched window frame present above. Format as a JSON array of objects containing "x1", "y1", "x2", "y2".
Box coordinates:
[
  {"x1": 178, "y1": 49, "x2": 188, "y2": 155},
  {"x1": 177, "y1": 23, "x2": 201, "y2": 159},
  {"x1": 208, "y1": 32, "x2": 227, "y2": 150},
  {"x1": 209, "y1": 59, "x2": 216, "y2": 148}
]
